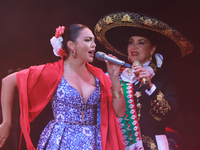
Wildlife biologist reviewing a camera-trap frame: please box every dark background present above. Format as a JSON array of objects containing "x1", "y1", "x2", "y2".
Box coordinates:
[{"x1": 0, "y1": 0, "x2": 200, "y2": 150}]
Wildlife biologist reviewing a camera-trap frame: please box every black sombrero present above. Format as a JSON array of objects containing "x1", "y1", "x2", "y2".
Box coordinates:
[{"x1": 94, "y1": 12, "x2": 193, "y2": 59}]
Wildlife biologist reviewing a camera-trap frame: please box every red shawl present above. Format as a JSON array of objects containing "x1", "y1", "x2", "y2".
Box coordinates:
[{"x1": 16, "y1": 58, "x2": 124, "y2": 150}]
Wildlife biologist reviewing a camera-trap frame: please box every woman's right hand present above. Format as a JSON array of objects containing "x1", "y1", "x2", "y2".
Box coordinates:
[
  {"x1": 0, "y1": 122, "x2": 11, "y2": 147},
  {"x1": 133, "y1": 66, "x2": 153, "y2": 89}
]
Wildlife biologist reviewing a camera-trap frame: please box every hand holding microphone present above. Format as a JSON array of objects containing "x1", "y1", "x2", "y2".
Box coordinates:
[
  {"x1": 95, "y1": 51, "x2": 122, "y2": 78},
  {"x1": 95, "y1": 51, "x2": 126, "y2": 101},
  {"x1": 95, "y1": 52, "x2": 152, "y2": 90},
  {"x1": 133, "y1": 61, "x2": 151, "y2": 90}
]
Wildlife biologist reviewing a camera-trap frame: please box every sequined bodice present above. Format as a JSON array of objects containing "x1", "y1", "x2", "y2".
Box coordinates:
[{"x1": 52, "y1": 77, "x2": 101, "y2": 125}]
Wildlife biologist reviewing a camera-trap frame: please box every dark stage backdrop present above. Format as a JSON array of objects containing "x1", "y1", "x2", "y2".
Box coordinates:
[{"x1": 0, "y1": 0, "x2": 200, "y2": 150}]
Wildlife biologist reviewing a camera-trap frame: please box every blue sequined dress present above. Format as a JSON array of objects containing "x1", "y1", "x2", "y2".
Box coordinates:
[{"x1": 37, "y1": 77, "x2": 102, "y2": 150}]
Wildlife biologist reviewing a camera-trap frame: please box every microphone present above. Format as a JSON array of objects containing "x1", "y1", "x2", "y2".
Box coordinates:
[
  {"x1": 133, "y1": 61, "x2": 150, "y2": 90},
  {"x1": 95, "y1": 51, "x2": 132, "y2": 68}
]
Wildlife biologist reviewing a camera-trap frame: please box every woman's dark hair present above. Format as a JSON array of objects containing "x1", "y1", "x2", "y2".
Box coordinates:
[{"x1": 63, "y1": 24, "x2": 88, "y2": 54}]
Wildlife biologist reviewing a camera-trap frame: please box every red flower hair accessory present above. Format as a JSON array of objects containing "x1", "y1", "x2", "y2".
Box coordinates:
[
  {"x1": 50, "y1": 26, "x2": 67, "y2": 57},
  {"x1": 55, "y1": 26, "x2": 65, "y2": 38}
]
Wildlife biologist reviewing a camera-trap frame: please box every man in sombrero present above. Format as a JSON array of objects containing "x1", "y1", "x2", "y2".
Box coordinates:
[{"x1": 94, "y1": 12, "x2": 193, "y2": 150}]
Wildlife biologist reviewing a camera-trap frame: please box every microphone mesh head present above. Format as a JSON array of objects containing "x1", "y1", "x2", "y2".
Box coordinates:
[
  {"x1": 133, "y1": 61, "x2": 141, "y2": 67},
  {"x1": 95, "y1": 51, "x2": 106, "y2": 61}
]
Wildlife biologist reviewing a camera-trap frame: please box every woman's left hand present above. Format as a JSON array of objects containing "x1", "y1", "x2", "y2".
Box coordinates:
[
  {"x1": 133, "y1": 66, "x2": 153, "y2": 89},
  {"x1": 105, "y1": 54, "x2": 121, "y2": 79},
  {"x1": 105, "y1": 54, "x2": 125, "y2": 117}
]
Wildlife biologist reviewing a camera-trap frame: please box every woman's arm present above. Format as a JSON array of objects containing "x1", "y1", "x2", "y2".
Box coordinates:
[
  {"x1": 0, "y1": 73, "x2": 17, "y2": 147},
  {"x1": 105, "y1": 55, "x2": 125, "y2": 118},
  {"x1": 109, "y1": 76, "x2": 125, "y2": 118}
]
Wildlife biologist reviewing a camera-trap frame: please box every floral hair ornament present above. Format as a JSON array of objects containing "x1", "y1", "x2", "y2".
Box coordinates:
[{"x1": 50, "y1": 26, "x2": 67, "y2": 57}]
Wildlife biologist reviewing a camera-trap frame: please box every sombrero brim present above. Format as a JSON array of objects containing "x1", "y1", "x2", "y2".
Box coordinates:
[
  {"x1": 94, "y1": 12, "x2": 193, "y2": 58},
  {"x1": 105, "y1": 26, "x2": 182, "y2": 61}
]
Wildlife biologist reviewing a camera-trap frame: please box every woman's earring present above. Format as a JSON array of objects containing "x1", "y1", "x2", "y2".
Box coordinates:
[
  {"x1": 72, "y1": 50, "x2": 77, "y2": 58},
  {"x1": 128, "y1": 56, "x2": 132, "y2": 62},
  {"x1": 150, "y1": 56, "x2": 152, "y2": 62}
]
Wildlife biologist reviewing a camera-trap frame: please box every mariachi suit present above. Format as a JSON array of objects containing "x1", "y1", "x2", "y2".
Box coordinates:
[{"x1": 119, "y1": 63, "x2": 179, "y2": 150}]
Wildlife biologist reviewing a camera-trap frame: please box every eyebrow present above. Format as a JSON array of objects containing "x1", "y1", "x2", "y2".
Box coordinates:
[
  {"x1": 129, "y1": 38, "x2": 147, "y2": 42},
  {"x1": 138, "y1": 39, "x2": 146, "y2": 42},
  {"x1": 84, "y1": 36, "x2": 95, "y2": 40}
]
